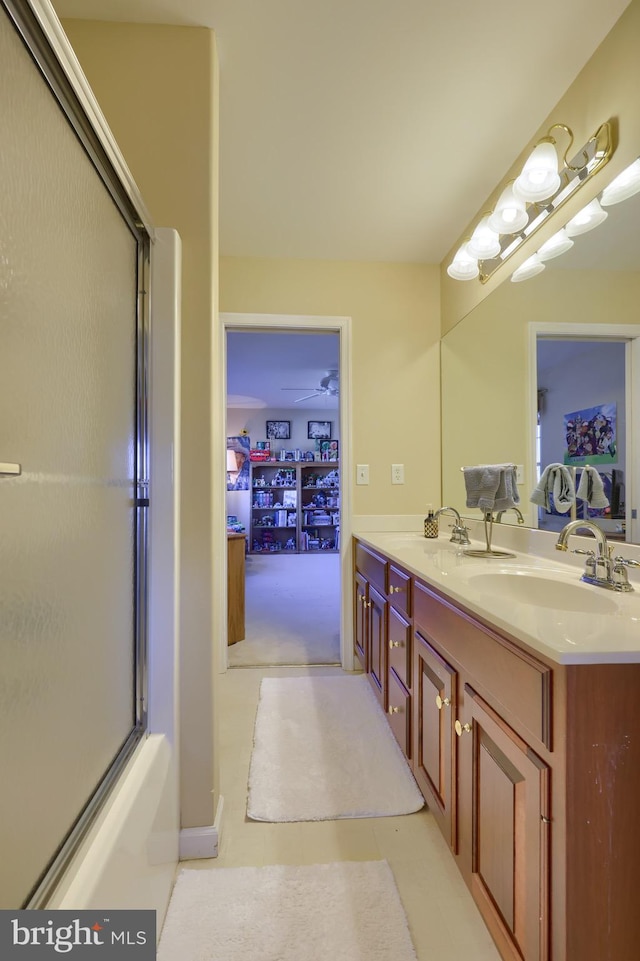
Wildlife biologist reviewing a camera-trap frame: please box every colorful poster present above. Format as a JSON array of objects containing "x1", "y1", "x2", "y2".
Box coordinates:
[{"x1": 563, "y1": 403, "x2": 616, "y2": 465}]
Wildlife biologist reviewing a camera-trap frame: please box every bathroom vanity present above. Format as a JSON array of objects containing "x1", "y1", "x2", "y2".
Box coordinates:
[{"x1": 353, "y1": 531, "x2": 640, "y2": 961}]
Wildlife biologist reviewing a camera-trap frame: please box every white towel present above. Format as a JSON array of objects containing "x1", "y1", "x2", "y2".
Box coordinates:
[
  {"x1": 577, "y1": 466, "x2": 610, "y2": 509},
  {"x1": 530, "y1": 464, "x2": 575, "y2": 513},
  {"x1": 464, "y1": 464, "x2": 520, "y2": 512}
]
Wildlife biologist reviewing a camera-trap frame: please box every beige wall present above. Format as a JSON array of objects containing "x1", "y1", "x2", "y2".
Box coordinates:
[
  {"x1": 64, "y1": 20, "x2": 219, "y2": 830},
  {"x1": 220, "y1": 258, "x2": 442, "y2": 516},
  {"x1": 441, "y1": 0, "x2": 640, "y2": 334}
]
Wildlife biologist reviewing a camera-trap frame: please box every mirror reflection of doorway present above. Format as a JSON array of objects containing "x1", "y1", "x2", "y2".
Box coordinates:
[
  {"x1": 536, "y1": 338, "x2": 628, "y2": 541},
  {"x1": 226, "y1": 329, "x2": 341, "y2": 667}
]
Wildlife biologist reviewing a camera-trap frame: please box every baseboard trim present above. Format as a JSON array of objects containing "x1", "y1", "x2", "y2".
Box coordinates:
[{"x1": 179, "y1": 795, "x2": 224, "y2": 860}]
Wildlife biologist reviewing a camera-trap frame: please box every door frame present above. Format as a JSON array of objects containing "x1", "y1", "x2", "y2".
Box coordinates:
[
  {"x1": 527, "y1": 322, "x2": 640, "y2": 542},
  {"x1": 216, "y1": 312, "x2": 354, "y2": 671}
]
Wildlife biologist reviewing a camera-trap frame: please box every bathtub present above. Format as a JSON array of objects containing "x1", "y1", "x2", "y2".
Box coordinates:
[{"x1": 49, "y1": 734, "x2": 178, "y2": 927}]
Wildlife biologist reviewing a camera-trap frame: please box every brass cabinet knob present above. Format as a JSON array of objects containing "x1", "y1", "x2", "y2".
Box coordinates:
[
  {"x1": 454, "y1": 719, "x2": 471, "y2": 736},
  {"x1": 389, "y1": 640, "x2": 402, "y2": 649},
  {"x1": 364, "y1": 601, "x2": 372, "y2": 608},
  {"x1": 435, "y1": 695, "x2": 451, "y2": 710},
  {"x1": 388, "y1": 706, "x2": 400, "y2": 715},
  {"x1": 390, "y1": 585, "x2": 405, "y2": 594}
]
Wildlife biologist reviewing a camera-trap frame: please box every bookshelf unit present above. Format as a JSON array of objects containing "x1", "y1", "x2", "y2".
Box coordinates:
[
  {"x1": 250, "y1": 461, "x2": 340, "y2": 554},
  {"x1": 299, "y1": 463, "x2": 340, "y2": 552}
]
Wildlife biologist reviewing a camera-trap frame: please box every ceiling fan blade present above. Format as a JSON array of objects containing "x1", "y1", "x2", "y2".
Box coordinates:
[{"x1": 293, "y1": 391, "x2": 322, "y2": 403}]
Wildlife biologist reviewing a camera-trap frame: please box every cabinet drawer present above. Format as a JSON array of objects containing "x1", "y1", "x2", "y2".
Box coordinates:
[
  {"x1": 389, "y1": 564, "x2": 412, "y2": 617},
  {"x1": 388, "y1": 606, "x2": 411, "y2": 689},
  {"x1": 355, "y1": 542, "x2": 387, "y2": 593},
  {"x1": 387, "y1": 669, "x2": 411, "y2": 759},
  {"x1": 414, "y1": 580, "x2": 552, "y2": 750}
]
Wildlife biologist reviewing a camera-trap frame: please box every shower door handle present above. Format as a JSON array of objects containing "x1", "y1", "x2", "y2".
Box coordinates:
[{"x1": 0, "y1": 463, "x2": 21, "y2": 476}]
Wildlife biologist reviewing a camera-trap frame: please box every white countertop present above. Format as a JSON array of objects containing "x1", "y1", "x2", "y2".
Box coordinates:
[{"x1": 355, "y1": 530, "x2": 640, "y2": 665}]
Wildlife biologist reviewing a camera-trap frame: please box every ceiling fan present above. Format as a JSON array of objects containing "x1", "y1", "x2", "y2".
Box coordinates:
[{"x1": 281, "y1": 369, "x2": 340, "y2": 403}]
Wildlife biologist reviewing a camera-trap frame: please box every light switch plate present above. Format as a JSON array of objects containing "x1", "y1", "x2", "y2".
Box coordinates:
[
  {"x1": 516, "y1": 464, "x2": 524, "y2": 485},
  {"x1": 356, "y1": 464, "x2": 369, "y2": 485}
]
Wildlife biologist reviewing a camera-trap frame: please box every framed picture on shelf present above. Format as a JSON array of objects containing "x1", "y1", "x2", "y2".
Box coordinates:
[
  {"x1": 266, "y1": 420, "x2": 291, "y2": 440},
  {"x1": 308, "y1": 420, "x2": 331, "y2": 440}
]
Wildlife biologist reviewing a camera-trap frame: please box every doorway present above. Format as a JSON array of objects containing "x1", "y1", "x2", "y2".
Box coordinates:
[
  {"x1": 529, "y1": 323, "x2": 640, "y2": 544},
  {"x1": 220, "y1": 313, "x2": 353, "y2": 671}
]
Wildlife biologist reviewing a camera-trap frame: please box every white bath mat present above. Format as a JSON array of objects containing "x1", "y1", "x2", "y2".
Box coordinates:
[
  {"x1": 157, "y1": 861, "x2": 418, "y2": 961},
  {"x1": 247, "y1": 674, "x2": 424, "y2": 821}
]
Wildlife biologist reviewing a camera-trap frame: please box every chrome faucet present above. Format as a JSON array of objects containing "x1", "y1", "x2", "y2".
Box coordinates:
[
  {"x1": 435, "y1": 506, "x2": 471, "y2": 546},
  {"x1": 555, "y1": 519, "x2": 635, "y2": 592},
  {"x1": 495, "y1": 507, "x2": 525, "y2": 524}
]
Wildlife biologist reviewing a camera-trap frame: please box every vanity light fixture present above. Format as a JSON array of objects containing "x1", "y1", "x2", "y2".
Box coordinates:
[
  {"x1": 513, "y1": 138, "x2": 562, "y2": 203},
  {"x1": 564, "y1": 197, "x2": 608, "y2": 236},
  {"x1": 466, "y1": 215, "x2": 501, "y2": 260},
  {"x1": 537, "y1": 227, "x2": 574, "y2": 261},
  {"x1": 446, "y1": 243, "x2": 479, "y2": 281},
  {"x1": 487, "y1": 183, "x2": 528, "y2": 234},
  {"x1": 510, "y1": 253, "x2": 545, "y2": 283},
  {"x1": 447, "y1": 120, "x2": 614, "y2": 284},
  {"x1": 600, "y1": 157, "x2": 640, "y2": 205}
]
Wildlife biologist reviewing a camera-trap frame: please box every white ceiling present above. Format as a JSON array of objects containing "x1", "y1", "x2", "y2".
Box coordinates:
[
  {"x1": 52, "y1": 0, "x2": 631, "y2": 263},
  {"x1": 227, "y1": 331, "x2": 340, "y2": 410}
]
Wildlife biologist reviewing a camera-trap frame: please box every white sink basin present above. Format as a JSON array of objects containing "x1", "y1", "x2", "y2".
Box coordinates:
[{"x1": 464, "y1": 569, "x2": 618, "y2": 614}]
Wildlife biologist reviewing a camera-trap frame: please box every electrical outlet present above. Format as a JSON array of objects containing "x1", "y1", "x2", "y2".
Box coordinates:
[
  {"x1": 516, "y1": 464, "x2": 524, "y2": 485},
  {"x1": 356, "y1": 464, "x2": 369, "y2": 485},
  {"x1": 391, "y1": 464, "x2": 404, "y2": 485}
]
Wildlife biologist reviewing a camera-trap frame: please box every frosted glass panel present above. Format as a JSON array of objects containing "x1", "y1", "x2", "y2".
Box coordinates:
[{"x1": 0, "y1": 11, "x2": 139, "y2": 907}]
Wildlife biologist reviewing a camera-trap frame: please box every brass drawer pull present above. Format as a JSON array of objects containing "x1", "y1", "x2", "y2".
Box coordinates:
[
  {"x1": 436, "y1": 695, "x2": 451, "y2": 710},
  {"x1": 455, "y1": 719, "x2": 471, "y2": 736},
  {"x1": 390, "y1": 585, "x2": 405, "y2": 594}
]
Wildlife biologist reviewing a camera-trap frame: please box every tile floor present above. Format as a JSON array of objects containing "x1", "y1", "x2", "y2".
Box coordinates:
[{"x1": 180, "y1": 665, "x2": 502, "y2": 961}]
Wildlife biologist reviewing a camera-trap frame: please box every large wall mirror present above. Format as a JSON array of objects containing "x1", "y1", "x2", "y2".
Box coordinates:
[{"x1": 441, "y1": 159, "x2": 640, "y2": 544}]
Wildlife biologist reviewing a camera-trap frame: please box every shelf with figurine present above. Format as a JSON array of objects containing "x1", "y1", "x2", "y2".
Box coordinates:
[{"x1": 249, "y1": 459, "x2": 340, "y2": 554}]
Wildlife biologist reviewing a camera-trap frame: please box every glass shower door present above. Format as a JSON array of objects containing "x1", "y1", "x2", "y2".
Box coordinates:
[{"x1": 0, "y1": 4, "x2": 148, "y2": 908}]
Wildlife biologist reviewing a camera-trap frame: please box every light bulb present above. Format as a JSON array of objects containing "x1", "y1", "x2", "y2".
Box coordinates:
[
  {"x1": 600, "y1": 158, "x2": 640, "y2": 206},
  {"x1": 513, "y1": 141, "x2": 561, "y2": 203},
  {"x1": 511, "y1": 253, "x2": 545, "y2": 283},
  {"x1": 537, "y1": 228, "x2": 574, "y2": 261},
  {"x1": 466, "y1": 217, "x2": 501, "y2": 260},
  {"x1": 565, "y1": 198, "x2": 608, "y2": 237},
  {"x1": 488, "y1": 184, "x2": 529, "y2": 235},
  {"x1": 446, "y1": 244, "x2": 479, "y2": 281}
]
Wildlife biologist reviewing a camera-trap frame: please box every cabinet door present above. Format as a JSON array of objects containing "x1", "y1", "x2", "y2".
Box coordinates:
[
  {"x1": 459, "y1": 686, "x2": 550, "y2": 961},
  {"x1": 413, "y1": 631, "x2": 458, "y2": 851},
  {"x1": 354, "y1": 572, "x2": 368, "y2": 672},
  {"x1": 367, "y1": 584, "x2": 387, "y2": 710}
]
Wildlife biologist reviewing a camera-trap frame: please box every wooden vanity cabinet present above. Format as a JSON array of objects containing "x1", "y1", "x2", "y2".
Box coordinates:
[
  {"x1": 354, "y1": 543, "x2": 388, "y2": 710},
  {"x1": 414, "y1": 578, "x2": 551, "y2": 961},
  {"x1": 354, "y1": 536, "x2": 640, "y2": 961}
]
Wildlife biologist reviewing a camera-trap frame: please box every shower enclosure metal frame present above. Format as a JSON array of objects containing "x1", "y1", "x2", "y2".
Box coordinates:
[{"x1": 1, "y1": 0, "x2": 155, "y2": 909}]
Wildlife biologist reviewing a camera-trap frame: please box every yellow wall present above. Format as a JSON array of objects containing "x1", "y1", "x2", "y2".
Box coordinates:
[
  {"x1": 64, "y1": 20, "x2": 219, "y2": 830},
  {"x1": 220, "y1": 257, "x2": 442, "y2": 515},
  {"x1": 441, "y1": 0, "x2": 640, "y2": 334}
]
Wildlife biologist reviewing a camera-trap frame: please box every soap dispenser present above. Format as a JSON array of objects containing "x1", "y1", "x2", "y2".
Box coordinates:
[{"x1": 424, "y1": 504, "x2": 439, "y2": 539}]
